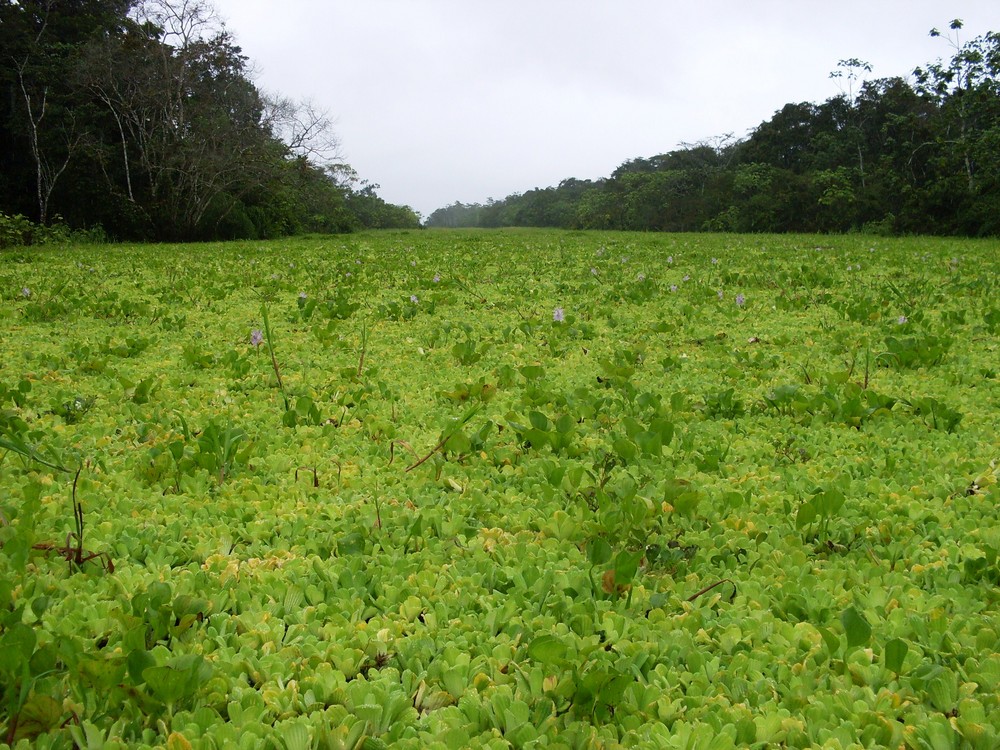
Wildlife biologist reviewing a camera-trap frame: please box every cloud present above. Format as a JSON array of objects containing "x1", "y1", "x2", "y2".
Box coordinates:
[{"x1": 213, "y1": 0, "x2": 997, "y2": 217}]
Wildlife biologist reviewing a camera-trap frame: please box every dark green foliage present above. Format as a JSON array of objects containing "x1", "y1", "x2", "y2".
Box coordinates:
[{"x1": 0, "y1": 0, "x2": 418, "y2": 242}]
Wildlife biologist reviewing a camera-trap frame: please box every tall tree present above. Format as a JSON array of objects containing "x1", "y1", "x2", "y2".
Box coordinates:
[
  {"x1": 0, "y1": 0, "x2": 132, "y2": 224},
  {"x1": 914, "y1": 20, "x2": 1000, "y2": 195}
]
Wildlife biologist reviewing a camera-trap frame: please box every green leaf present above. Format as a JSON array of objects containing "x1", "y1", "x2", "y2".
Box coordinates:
[
  {"x1": 649, "y1": 418, "x2": 674, "y2": 444},
  {"x1": 11, "y1": 693, "x2": 63, "y2": 742},
  {"x1": 673, "y1": 490, "x2": 702, "y2": 516},
  {"x1": 817, "y1": 626, "x2": 841, "y2": 657},
  {"x1": 444, "y1": 429, "x2": 471, "y2": 454},
  {"x1": 528, "y1": 411, "x2": 550, "y2": 431},
  {"x1": 884, "y1": 637, "x2": 908, "y2": 674},
  {"x1": 599, "y1": 673, "x2": 633, "y2": 705},
  {"x1": 635, "y1": 430, "x2": 662, "y2": 456},
  {"x1": 143, "y1": 655, "x2": 209, "y2": 704},
  {"x1": 128, "y1": 649, "x2": 156, "y2": 685},
  {"x1": 816, "y1": 489, "x2": 845, "y2": 517},
  {"x1": 612, "y1": 437, "x2": 637, "y2": 463},
  {"x1": 620, "y1": 417, "x2": 643, "y2": 439},
  {"x1": 527, "y1": 635, "x2": 568, "y2": 665},
  {"x1": 0, "y1": 579, "x2": 15, "y2": 611},
  {"x1": 143, "y1": 664, "x2": 191, "y2": 703},
  {"x1": 28, "y1": 644, "x2": 57, "y2": 676},
  {"x1": 841, "y1": 606, "x2": 871, "y2": 649},
  {"x1": 80, "y1": 656, "x2": 126, "y2": 689},
  {"x1": 589, "y1": 538, "x2": 613, "y2": 566},
  {"x1": 554, "y1": 413, "x2": 576, "y2": 434},
  {"x1": 30, "y1": 596, "x2": 50, "y2": 618},
  {"x1": 0, "y1": 622, "x2": 36, "y2": 674},
  {"x1": 795, "y1": 499, "x2": 817, "y2": 529},
  {"x1": 280, "y1": 721, "x2": 311, "y2": 750},
  {"x1": 613, "y1": 549, "x2": 643, "y2": 584}
]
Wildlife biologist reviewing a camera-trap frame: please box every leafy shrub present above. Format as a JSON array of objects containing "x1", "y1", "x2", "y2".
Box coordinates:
[
  {"x1": 0, "y1": 213, "x2": 36, "y2": 248},
  {"x1": 881, "y1": 333, "x2": 951, "y2": 368},
  {"x1": 0, "y1": 212, "x2": 93, "y2": 248}
]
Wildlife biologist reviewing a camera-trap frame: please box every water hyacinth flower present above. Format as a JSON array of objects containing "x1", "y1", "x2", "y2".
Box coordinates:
[
  {"x1": 590, "y1": 267, "x2": 598, "y2": 276},
  {"x1": 667, "y1": 256, "x2": 673, "y2": 264},
  {"x1": 553, "y1": 306, "x2": 565, "y2": 322},
  {"x1": 636, "y1": 272, "x2": 646, "y2": 282},
  {"x1": 21, "y1": 287, "x2": 31, "y2": 298},
  {"x1": 897, "y1": 315, "x2": 908, "y2": 324},
  {"x1": 250, "y1": 329, "x2": 264, "y2": 347},
  {"x1": 736, "y1": 293, "x2": 746, "y2": 307},
  {"x1": 711, "y1": 257, "x2": 719, "y2": 264},
  {"x1": 683, "y1": 274, "x2": 690, "y2": 282},
  {"x1": 433, "y1": 273, "x2": 441, "y2": 283},
  {"x1": 717, "y1": 289, "x2": 724, "y2": 300},
  {"x1": 410, "y1": 295, "x2": 419, "y2": 303},
  {"x1": 670, "y1": 284, "x2": 678, "y2": 293},
  {"x1": 298, "y1": 291, "x2": 307, "y2": 299}
]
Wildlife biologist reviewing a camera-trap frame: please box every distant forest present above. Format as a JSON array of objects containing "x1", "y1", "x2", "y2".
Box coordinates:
[
  {"x1": 427, "y1": 22, "x2": 1000, "y2": 237},
  {"x1": 0, "y1": 0, "x2": 421, "y2": 244}
]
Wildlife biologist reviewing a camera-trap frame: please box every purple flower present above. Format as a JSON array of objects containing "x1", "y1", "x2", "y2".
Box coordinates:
[
  {"x1": 636, "y1": 272, "x2": 646, "y2": 282},
  {"x1": 670, "y1": 284, "x2": 678, "y2": 293},
  {"x1": 250, "y1": 329, "x2": 263, "y2": 347},
  {"x1": 735, "y1": 293, "x2": 746, "y2": 307},
  {"x1": 717, "y1": 289, "x2": 724, "y2": 300},
  {"x1": 433, "y1": 273, "x2": 441, "y2": 283},
  {"x1": 21, "y1": 287, "x2": 31, "y2": 298},
  {"x1": 553, "y1": 306, "x2": 565, "y2": 322},
  {"x1": 897, "y1": 315, "x2": 908, "y2": 325},
  {"x1": 410, "y1": 295, "x2": 419, "y2": 303},
  {"x1": 298, "y1": 291, "x2": 307, "y2": 299},
  {"x1": 683, "y1": 274, "x2": 690, "y2": 282},
  {"x1": 711, "y1": 257, "x2": 719, "y2": 265},
  {"x1": 590, "y1": 267, "x2": 598, "y2": 276},
  {"x1": 667, "y1": 256, "x2": 673, "y2": 264}
]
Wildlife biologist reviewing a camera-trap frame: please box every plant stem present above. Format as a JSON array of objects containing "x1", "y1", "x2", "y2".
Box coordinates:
[
  {"x1": 72, "y1": 467, "x2": 83, "y2": 568},
  {"x1": 357, "y1": 322, "x2": 368, "y2": 380},
  {"x1": 261, "y1": 304, "x2": 290, "y2": 410}
]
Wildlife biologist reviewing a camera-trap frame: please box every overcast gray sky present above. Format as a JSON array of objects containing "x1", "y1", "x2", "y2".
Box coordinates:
[{"x1": 210, "y1": 1, "x2": 996, "y2": 219}]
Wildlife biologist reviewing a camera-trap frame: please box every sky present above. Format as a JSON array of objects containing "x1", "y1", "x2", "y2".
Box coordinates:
[{"x1": 210, "y1": 1, "x2": 997, "y2": 219}]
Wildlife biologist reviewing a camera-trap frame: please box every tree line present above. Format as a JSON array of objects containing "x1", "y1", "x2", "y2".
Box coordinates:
[
  {"x1": 427, "y1": 22, "x2": 1000, "y2": 236},
  {"x1": 0, "y1": 0, "x2": 420, "y2": 244}
]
